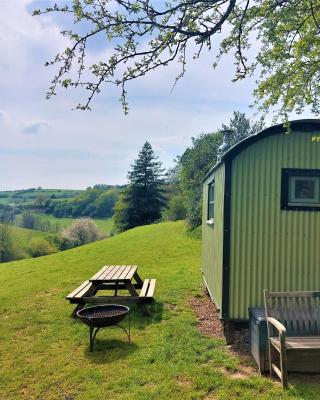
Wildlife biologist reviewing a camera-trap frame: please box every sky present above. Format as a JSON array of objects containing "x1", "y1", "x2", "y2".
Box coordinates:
[{"x1": 0, "y1": 1, "x2": 312, "y2": 190}]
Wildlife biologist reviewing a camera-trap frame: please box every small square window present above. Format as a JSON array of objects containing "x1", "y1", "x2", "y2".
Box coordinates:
[
  {"x1": 289, "y1": 177, "x2": 319, "y2": 204},
  {"x1": 281, "y1": 169, "x2": 320, "y2": 210},
  {"x1": 208, "y1": 180, "x2": 215, "y2": 220}
]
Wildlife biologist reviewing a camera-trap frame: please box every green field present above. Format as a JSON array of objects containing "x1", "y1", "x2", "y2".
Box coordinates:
[
  {"x1": 0, "y1": 188, "x2": 83, "y2": 205},
  {"x1": 42, "y1": 214, "x2": 114, "y2": 234},
  {"x1": 14, "y1": 213, "x2": 114, "y2": 235},
  {"x1": 3, "y1": 224, "x2": 54, "y2": 249},
  {"x1": 8, "y1": 225, "x2": 51, "y2": 240},
  {"x1": 1, "y1": 224, "x2": 57, "y2": 261},
  {"x1": 0, "y1": 222, "x2": 318, "y2": 399}
]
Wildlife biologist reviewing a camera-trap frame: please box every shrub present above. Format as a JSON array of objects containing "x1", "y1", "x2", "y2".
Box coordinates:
[
  {"x1": 61, "y1": 218, "x2": 103, "y2": 249},
  {"x1": 29, "y1": 239, "x2": 57, "y2": 257},
  {"x1": 0, "y1": 225, "x2": 26, "y2": 262}
]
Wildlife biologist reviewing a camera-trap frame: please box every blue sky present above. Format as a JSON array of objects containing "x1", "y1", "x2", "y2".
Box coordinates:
[{"x1": 0, "y1": 1, "x2": 307, "y2": 190}]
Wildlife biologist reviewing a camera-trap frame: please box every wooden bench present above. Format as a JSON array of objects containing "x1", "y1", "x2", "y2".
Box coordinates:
[
  {"x1": 66, "y1": 280, "x2": 98, "y2": 316},
  {"x1": 139, "y1": 279, "x2": 156, "y2": 302},
  {"x1": 264, "y1": 290, "x2": 320, "y2": 388},
  {"x1": 66, "y1": 275, "x2": 156, "y2": 316}
]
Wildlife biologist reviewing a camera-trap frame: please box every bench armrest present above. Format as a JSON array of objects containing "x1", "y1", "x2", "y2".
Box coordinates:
[{"x1": 267, "y1": 317, "x2": 287, "y2": 335}]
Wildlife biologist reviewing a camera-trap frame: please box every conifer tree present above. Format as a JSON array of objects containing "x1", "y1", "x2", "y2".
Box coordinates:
[{"x1": 114, "y1": 142, "x2": 166, "y2": 231}]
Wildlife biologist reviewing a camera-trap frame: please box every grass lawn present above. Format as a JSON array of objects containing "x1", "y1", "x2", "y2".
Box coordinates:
[{"x1": 0, "y1": 222, "x2": 318, "y2": 399}]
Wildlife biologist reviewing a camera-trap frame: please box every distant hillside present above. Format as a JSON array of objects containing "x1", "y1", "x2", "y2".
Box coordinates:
[
  {"x1": 0, "y1": 186, "x2": 121, "y2": 223},
  {"x1": 0, "y1": 188, "x2": 83, "y2": 206},
  {"x1": 1, "y1": 224, "x2": 54, "y2": 246},
  {"x1": 0, "y1": 224, "x2": 56, "y2": 261}
]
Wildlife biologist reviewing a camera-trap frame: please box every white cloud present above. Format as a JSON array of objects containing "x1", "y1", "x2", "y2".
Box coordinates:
[
  {"x1": 22, "y1": 121, "x2": 50, "y2": 134},
  {"x1": 2, "y1": 1, "x2": 312, "y2": 190},
  {"x1": 0, "y1": 109, "x2": 9, "y2": 125}
]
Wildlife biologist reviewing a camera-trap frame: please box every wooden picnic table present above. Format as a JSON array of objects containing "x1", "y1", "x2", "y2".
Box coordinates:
[{"x1": 66, "y1": 265, "x2": 156, "y2": 316}]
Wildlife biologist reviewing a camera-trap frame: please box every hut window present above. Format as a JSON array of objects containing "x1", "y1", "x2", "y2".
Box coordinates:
[
  {"x1": 281, "y1": 168, "x2": 320, "y2": 210},
  {"x1": 208, "y1": 180, "x2": 215, "y2": 220}
]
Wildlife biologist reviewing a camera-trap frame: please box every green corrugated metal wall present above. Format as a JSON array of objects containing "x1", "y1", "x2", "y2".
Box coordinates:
[
  {"x1": 229, "y1": 130, "x2": 320, "y2": 319},
  {"x1": 202, "y1": 164, "x2": 225, "y2": 310}
]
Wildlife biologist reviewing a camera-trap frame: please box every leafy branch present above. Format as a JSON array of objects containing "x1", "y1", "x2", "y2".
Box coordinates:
[{"x1": 34, "y1": 0, "x2": 320, "y2": 117}]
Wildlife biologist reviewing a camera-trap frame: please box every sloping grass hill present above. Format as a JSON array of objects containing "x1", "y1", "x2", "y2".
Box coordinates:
[
  {"x1": 1, "y1": 224, "x2": 55, "y2": 259},
  {"x1": 0, "y1": 222, "x2": 318, "y2": 399},
  {"x1": 8, "y1": 224, "x2": 51, "y2": 241}
]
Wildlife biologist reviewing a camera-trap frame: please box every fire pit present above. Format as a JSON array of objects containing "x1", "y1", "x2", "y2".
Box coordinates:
[{"x1": 77, "y1": 305, "x2": 130, "y2": 352}]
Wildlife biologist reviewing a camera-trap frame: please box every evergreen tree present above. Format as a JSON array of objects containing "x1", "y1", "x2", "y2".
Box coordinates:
[
  {"x1": 114, "y1": 142, "x2": 166, "y2": 231},
  {"x1": 221, "y1": 111, "x2": 265, "y2": 146}
]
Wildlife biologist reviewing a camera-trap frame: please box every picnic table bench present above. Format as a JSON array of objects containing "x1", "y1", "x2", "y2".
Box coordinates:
[
  {"x1": 264, "y1": 290, "x2": 320, "y2": 388},
  {"x1": 66, "y1": 265, "x2": 156, "y2": 316}
]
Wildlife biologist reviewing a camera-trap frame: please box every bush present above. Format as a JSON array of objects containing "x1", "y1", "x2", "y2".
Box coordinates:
[
  {"x1": 61, "y1": 218, "x2": 103, "y2": 249},
  {"x1": 29, "y1": 239, "x2": 57, "y2": 257},
  {"x1": 0, "y1": 225, "x2": 26, "y2": 262}
]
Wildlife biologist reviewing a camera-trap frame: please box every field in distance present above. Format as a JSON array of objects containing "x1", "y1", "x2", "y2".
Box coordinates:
[
  {"x1": 0, "y1": 188, "x2": 83, "y2": 205},
  {"x1": 23, "y1": 213, "x2": 114, "y2": 234}
]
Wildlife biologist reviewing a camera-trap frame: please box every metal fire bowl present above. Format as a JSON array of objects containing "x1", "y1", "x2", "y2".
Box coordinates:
[{"x1": 77, "y1": 305, "x2": 129, "y2": 328}]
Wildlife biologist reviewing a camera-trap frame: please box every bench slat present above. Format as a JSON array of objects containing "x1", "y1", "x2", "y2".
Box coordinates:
[
  {"x1": 104, "y1": 265, "x2": 122, "y2": 280},
  {"x1": 74, "y1": 281, "x2": 93, "y2": 299},
  {"x1": 117, "y1": 265, "x2": 132, "y2": 280},
  {"x1": 125, "y1": 265, "x2": 138, "y2": 280},
  {"x1": 112, "y1": 265, "x2": 128, "y2": 280},
  {"x1": 270, "y1": 336, "x2": 320, "y2": 350},
  {"x1": 66, "y1": 280, "x2": 91, "y2": 299},
  {"x1": 146, "y1": 279, "x2": 156, "y2": 298},
  {"x1": 89, "y1": 265, "x2": 109, "y2": 281},
  {"x1": 99, "y1": 265, "x2": 117, "y2": 280},
  {"x1": 139, "y1": 279, "x2": 150, "y2": 298}
]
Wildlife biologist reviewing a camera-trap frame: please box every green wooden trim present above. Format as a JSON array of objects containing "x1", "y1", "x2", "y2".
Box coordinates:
[
  {"x1": 281, "y1": 168, "x2": 320, "y2": 211},
  {"x1": 221, "y1": 158, "x2": 232, "y2": 319},
  {"x1": 202, "y1": 273, "x2": 221, "y2": 312}
]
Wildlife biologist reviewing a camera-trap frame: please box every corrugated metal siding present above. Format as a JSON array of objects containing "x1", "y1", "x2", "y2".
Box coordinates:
[
  {"x1": 202, "y1": 164, "x2": 225, "y2": 311},
  {"x1": 229, "y1": 130, "x2": 320, "y2": 319}
]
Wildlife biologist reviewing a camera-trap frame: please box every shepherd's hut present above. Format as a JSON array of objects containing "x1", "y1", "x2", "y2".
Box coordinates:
[{"x1": 201, "y1": 119, "x2": 320, "y2": 342}]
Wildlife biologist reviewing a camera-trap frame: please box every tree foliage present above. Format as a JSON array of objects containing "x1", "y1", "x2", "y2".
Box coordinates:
[
  {"x1": 114, "y1": 142, "x2": 166, "y2": 231},
  {"x1": 178, "y1": 132, "x2": 223, "y2": 229},
  {"x1": 61, "y1": 218, "x2": 103, "y2": 249},
  {"x1": 175, "y1": 111, "x2": 264, "y2": 229},
  {"x1": 222, "y1": 111, "x2": 265, "y2": 146},
  {"x1": 0, "y1": 225, "x2": 15, "y2": 263},
  {"x1": 48, "y1": 186, "x2": 120, "y2": 218},
  {"x1": 0, "y1": 205, "x2": 17, "y2": 224},
  {"x1": 20, "y1": 212, "x2": 38, "y2": 230},
  {"x1": 34, "y1": 0, "x2": 320, "y2": 116},
  {"x1": 94, "y1": 189, "x2": 119, "y2": 218}
]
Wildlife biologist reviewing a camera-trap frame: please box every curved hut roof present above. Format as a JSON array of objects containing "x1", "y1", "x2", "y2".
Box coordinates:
[{"x1": 202, "y1": 119, "x2": 320, "y2": 182}]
